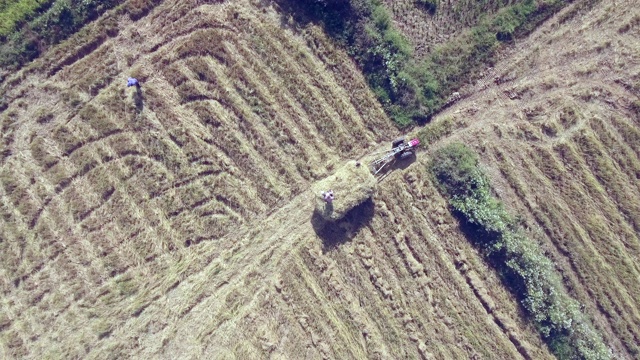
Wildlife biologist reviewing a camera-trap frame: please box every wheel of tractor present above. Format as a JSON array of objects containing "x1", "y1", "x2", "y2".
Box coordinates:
[
  {"x1": 392, "y1": 137, "x2": 405, "y2": 149},
  {"x1": 398, "y1": 150, "x2": 414, "y2": 160}
]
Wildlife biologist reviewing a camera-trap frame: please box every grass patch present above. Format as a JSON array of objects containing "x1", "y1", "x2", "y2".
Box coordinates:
[
  {"x1": 0, "y1": 0, "x2": 54, "y2": 38},
  {"x1": 29, "y1": 136, "x2": 58, "y2": 168},
  {"x1": 416, "y1": 115, "x2": 460, "y2": 145},
  {"x1": 79, "y1": 104, "x2": 121, "y2": 135},
  {"x1": 0, "y1": 0, "x2": 167, "y2": 76},
  {"x1": 0, "y1": 0, "x2": 123, "y2": 73},
  {"x1": 123, "y1": 0, "x2": 161, "y2": 21},
  {"x1": 430, "y1": 143, "x2": 611, "y2": 360}
]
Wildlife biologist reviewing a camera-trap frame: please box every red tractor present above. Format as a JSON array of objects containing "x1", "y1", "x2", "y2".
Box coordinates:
[{"x1": 369, "y1": 137, "x2": 420, "y2": 177}]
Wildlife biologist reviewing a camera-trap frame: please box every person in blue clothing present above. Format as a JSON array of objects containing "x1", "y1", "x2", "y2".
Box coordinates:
[{"x1": 127, "y1": 77, "x2": 140, "y2": 87}]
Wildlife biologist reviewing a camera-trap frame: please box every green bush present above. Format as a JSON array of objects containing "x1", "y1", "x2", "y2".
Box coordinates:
[
  {"x1": 371, "y1": 5, "x2": 390, "y2": 30},
  {"x1": 417, "y1": 115, "x2": 461, "y2": 146},
  {"x1": 492, "y1": 1, "x2": 536, "y2": 41},
  {"x1": 430, "y1": 143, "x2": 482, "y2": 197},
  {"x1": 430, "y1": 143, "x2": 611, "y2": 360},
  {"x1": 280, "y1": 0, "x2": 417, "y2": 127}
]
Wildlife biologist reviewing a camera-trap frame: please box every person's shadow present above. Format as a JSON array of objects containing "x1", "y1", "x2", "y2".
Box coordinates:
[{"x1": 132, "y1": 85, "x2": 144, "y2": 113}]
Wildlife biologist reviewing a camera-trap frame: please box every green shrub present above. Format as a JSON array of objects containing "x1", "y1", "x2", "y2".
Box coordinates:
[
  {"x1": 279, "y1": 0, "x2": 416, "y2": 127},
  {"x1": 388, "y1": 105, "x2": 413, "y2": 128},
  {"x1": 417, "y1": 116, "x2": 455, "y2": 145},
  {"x1": 430, "y1": 143, "x2": 611, "y2": 360},
  {"x1": 371, "y1": 5, "x2": 390, "y2": 30},
  {"x1": 430, "y1": 143, "x2": 482, "y2": 197},
  {"x1": 492, "y1": 1, "x2": 536, "y2": 41}
]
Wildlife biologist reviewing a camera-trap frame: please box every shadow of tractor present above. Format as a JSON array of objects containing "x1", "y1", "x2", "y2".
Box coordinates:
[
  {"x1": 377, "y1": 151, "x2": 418, "y2": 180},
  {"x1": 390, "y1": 151, "x2": 417, "y2": 171},
  {"x1": 311, "y1": 198, "x2": 375, "y2": 251}
]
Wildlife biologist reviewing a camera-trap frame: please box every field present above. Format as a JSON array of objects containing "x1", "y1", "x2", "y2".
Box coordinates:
[
  {"x1": 425, "y1": 1, "x2": 640, "y2": 356},
  {"x1": 0, "y1": 0, "x2": 639, "y2": 358}
]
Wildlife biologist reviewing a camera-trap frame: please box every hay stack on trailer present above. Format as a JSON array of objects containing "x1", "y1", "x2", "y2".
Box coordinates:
[{"x1": 312, "y1": 160, "x2": 376, "y2": 221}]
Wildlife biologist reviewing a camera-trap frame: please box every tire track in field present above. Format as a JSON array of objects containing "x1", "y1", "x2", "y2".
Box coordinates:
[
  {"x1": 129, "y1": 67, "x2": 272, "y2": 225},
  {"x1": 1, "y1": 105, "x2": 191, "y2": 347},
  {"x1": 552, "y1": 137, "x2": 640, "y2": 272},
  {"x1": 548, "y1": 140, "x2": 640, "y2": 346},
  {"x1": 572, "y1": 131, "x2": 640, "y2": 233},
  {"x1": 589, "y1": 117, "x2": 640, "y2": 195},
  {"x1": 426, "y1": 1, "x2": 640, "y2": 353},
  {"x1": 489, "y1": 143, "x2": 635, "y2": 354},
  {"x1": 31, "y1": 140, "x2": 167, "y2": 230},
  {"x1": 231, "y1": 38, "x2": 335, "y2": 158},
  {"x1": 87, "y1": 188, "x2": 319, "y2": 358},
  {"x1": 163, "y1": 47, "x2": 300, "y2": 207},
  {"x1": 4, "y1": 0, "x2": 623, "y2": 358}
]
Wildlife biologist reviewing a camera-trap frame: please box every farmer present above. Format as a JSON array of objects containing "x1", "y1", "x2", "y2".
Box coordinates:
[
  {"x1": 321, "y1": 189, "x2": 334, "y2": 203},
  {"x1": 127, "y1": 77, "x2": 140, "y2": 88}
]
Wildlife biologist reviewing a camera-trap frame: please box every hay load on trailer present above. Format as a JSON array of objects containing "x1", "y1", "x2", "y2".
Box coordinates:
[{"x1": 312, "y1": 160, "x2": 376, "y2": 222}]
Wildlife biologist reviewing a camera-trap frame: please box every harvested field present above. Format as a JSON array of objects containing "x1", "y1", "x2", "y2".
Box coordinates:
[
  {"x1": 429, "y1": 1, "x2": 640, "y2": 357},
  {"x1": 0, "y1": 0, "x2": 639, "y2": 359}
]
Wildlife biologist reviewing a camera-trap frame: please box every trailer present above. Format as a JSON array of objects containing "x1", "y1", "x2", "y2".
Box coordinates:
[{"x1": 369, "y1": 137, "x2": 420, "y2": 179}]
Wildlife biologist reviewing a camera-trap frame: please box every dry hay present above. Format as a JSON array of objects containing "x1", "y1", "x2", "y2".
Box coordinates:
[{"x1": 312, "y1": 160, "x2": 376, "y2": 221}]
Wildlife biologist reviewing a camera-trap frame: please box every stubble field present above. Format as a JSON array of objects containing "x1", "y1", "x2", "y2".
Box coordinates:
[{"x1": 0, "y1": 0, "x2": 639, "y2": 359}]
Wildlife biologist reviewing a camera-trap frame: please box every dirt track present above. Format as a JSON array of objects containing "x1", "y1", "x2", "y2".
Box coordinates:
[{"x1": 1, "y1": 0, "x2": 639, "y2": 358}]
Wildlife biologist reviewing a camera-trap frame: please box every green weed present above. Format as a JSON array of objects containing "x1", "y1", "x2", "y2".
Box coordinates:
[{"x1": 417, "y1": 116, "x2": 455, "y2": 145}]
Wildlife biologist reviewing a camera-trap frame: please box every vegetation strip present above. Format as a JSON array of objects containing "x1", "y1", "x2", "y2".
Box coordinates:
[{"x1": 429, "y1": 143, "x2": 611, "y2": 360}]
